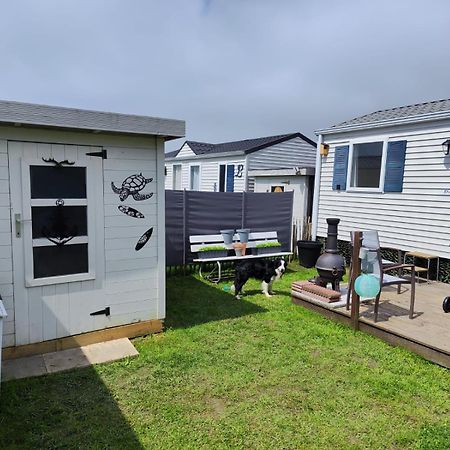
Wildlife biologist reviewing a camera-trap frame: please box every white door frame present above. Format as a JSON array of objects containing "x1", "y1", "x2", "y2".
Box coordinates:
[{"x1": 20, "y1": 157, "x2": 97, "y2": 287}]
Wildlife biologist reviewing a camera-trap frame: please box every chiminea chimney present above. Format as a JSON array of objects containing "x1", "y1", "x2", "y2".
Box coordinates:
[{"x1": 315, "y1": 218, "x2": 346, "y2": 291}]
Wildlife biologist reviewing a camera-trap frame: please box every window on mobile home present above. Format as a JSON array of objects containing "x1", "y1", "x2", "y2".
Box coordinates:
[
  {"x1": 190, "y1": 165, "x2": 200, "y2": 191},
  {"x1": 350, "y1": 141, "x2": 383, "y2": 188},
  {"x1": 173, "y1": 164, "x2": 182, "y2": 190},
  {"x1": 218, "y1": 164, "x2": 235, "y2": 192}
]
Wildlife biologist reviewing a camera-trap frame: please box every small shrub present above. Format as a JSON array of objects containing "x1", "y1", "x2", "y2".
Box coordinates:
[
  {"x1": 198, "y1": 245, "x2": 226, "y2": 252},
  {"x1": 255, "y1": 242, "x2": 282, "y2": 248}
]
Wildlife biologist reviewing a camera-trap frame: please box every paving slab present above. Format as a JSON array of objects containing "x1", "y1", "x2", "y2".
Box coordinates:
[
  {"x1": 2, "y1": 355, "x2": 47, "y2": 381},
  {"x1": 2, "y1": 338, "x2": 139, "y2": 381},
  {"x1": 43, "y1": 347, "x2": 92, "y2": 373},
  {"x1": 82, "y1": 337, "x2": 139, "y2": 364}
]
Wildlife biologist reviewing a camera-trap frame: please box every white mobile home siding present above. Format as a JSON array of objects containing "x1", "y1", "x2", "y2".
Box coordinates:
[
  {"x1": 165, "y1": 157, "x2": 246, "y2": 192},
  {"x1": 165, "y1": 164, "x2": 173, "y2": 189},
  {"x1": 177, "y1": 143, "x2": 196, "y2": 158},
  {"x1": 247, "y1": 137, "x2": 315, "y2": 170},
  {"x1": 317, "y1": 121, "x2": 450, "y2": 258}
]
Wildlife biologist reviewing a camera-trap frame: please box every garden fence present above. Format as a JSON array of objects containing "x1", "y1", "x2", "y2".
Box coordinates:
[{"x1": 166, "y1": 190, "x2": 293, "y2": 266}]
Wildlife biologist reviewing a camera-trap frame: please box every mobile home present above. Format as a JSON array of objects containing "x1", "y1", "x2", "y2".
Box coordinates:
[{"x1": 312, "y1": 98, "x2": 450, "y2": 269}]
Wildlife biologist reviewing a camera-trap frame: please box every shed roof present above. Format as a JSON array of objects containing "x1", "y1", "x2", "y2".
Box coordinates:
[
  {"x1": 317, "y1": 98, "x2": 450, "y2": 135},
  {"x1": 166, "y1": 132, "x2": 316, "y2": 159},
  {"x1": 0, "y1": 100, "x2": 185, "y2": 140}
]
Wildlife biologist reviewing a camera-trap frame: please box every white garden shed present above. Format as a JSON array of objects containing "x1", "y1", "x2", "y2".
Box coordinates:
[{"x1": 0, "y1": 100, "x2": 184, "y2": 358}]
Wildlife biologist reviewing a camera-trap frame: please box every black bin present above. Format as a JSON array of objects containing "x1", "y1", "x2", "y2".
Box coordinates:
[{"x1": 297, "y1": 240, "x2": 322, "y2": 268}]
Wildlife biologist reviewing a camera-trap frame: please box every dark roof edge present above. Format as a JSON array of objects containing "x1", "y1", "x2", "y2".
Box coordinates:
[
  {"x1": 316, "y1": 109, "x2": 450, "y2": 136},
  {"x1": 244, "y1": 132, "x2": 316, "y2": 154},
  {"x1": 165, "y1": 149, "x2": 180, "y2": 158},
  {"x1": 166, "y1": 133, "x2": 316, "y2": 159}
]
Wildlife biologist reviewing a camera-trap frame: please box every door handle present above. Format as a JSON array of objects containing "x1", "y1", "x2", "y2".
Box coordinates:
[
  {"x1": 15, "y1": 213, "x2": 22, "y2": 238},
  {"x1": 14, "y1": 213, "x2": 32, "y2": 238}
]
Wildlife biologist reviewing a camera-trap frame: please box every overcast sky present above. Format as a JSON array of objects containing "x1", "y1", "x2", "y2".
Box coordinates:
[{"x1": 1, "y1": 0, "x2": 449, "y2": 151}]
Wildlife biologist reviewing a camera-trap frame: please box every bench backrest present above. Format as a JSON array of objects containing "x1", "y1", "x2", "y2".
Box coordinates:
[{"x1": 189, "y1": 231, "x2": 279, "y2": 253}]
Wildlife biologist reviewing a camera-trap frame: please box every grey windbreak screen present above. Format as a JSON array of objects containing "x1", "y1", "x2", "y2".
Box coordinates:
[
  {"x1": 165, "y1": 190, "x2": 185, "y2": 266},
  {"x1": 243, "y1": 191, "x2": 293, "y2": 256},
  {"x1": 165, "y1": 190, "x2": 293, "y2": 265}
]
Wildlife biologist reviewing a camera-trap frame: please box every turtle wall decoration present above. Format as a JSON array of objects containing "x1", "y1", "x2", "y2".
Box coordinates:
[{"x1": 111, "y1": 173, "x2": 153, "y2": 201}]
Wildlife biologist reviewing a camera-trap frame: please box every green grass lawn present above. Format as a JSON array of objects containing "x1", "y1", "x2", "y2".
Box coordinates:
[{"x1": 1, "y1": 262, "x2": 449, "y2": 449}]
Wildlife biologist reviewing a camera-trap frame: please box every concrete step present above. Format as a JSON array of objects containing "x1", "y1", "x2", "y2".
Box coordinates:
[{"x1": 2, "y1": 338, "x2": 138, "y2": 381}]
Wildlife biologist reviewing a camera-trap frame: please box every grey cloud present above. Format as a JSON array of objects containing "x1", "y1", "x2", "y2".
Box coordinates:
[{"x1": 0, "y1": 0, "x2": 449, "y2": 152}]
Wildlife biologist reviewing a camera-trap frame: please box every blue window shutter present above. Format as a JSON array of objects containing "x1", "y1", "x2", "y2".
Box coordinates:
[
  {"x1": 384, "y1": 140, "x2": 407, "y2": 192},
  {"x1": 332, "y1": 145, "x2": 349, "y2": 190},
  {"x1": 226, "y1": 164, "x2": 235, "y2": 192}
]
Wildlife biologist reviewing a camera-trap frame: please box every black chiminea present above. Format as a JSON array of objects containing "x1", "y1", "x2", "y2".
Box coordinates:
[{"x1": 315, "y1": 218, "x2": 346, "y2": 291}]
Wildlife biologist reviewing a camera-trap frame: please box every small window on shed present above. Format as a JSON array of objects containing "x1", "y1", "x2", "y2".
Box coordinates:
[{"x1": 350, "y1": 141, "x2": 383, "y2": 188}]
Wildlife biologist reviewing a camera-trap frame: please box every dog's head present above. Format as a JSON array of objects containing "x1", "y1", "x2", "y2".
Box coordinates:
[{"x1": 274, "y1": 258, "x2": 287, "y2": 277}]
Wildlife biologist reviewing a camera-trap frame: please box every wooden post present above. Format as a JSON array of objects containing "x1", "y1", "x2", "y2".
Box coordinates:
[{"x1": 350, "y1": 231, "x2": 362, "y2": 330}]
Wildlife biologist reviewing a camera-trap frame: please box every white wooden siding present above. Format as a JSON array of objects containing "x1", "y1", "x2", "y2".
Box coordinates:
[
  {"x1": 0, "y1": 140, "x2": 13, "y2": 347},
  {"x1": 2, "y1": 131, "x2": 163, "y2": 348},
  {"x1": 247, "y1": 136, "x2": 315, "y2": 170},
  {"x1": 317, "y1": 125, "x2": 450, "y2": 258},
  {"x1": 103, "y1": 144, "x2": 160, "y2": 326}
]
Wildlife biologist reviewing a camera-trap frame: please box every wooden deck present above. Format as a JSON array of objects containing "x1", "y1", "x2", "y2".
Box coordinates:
[{"x1": 292, "y1": 281, "x2": 450, "y2": 368}]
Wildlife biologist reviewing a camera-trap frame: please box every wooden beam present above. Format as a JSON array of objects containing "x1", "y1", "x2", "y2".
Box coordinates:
[
  {"x1": 350, "y1": 231, "x2": 362, "y2": 330},
  {"x1": 2, "y1": 319, "x2": 163, "y2": 360}
]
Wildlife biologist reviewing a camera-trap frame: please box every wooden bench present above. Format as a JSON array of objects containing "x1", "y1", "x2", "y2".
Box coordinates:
[{"x1": 190, "y1": 231, "x2": 292, "y2": 282}]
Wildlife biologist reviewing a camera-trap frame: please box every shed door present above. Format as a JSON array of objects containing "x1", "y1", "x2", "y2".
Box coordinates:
[{"x1": 9, "y1": 142, "x2": 106, "y2": 346}]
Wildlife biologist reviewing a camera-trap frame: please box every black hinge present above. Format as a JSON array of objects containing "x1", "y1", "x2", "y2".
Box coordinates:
[
  {"x1": 90, "y1": 307, "x2": 110, "y2": 317},
  {"x1": 86, "y1": 149, "x2": 107, "y2": 159}
]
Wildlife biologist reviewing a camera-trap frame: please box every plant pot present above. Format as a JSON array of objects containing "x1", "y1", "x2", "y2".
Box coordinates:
[
  {"x1": 255, "y1": 246, "x2": 280, "y2": 255},
  {"x1": 233, "y1": 242, "x2": 247, "y2": 256},
  {"x1": 220, "y1": 229, "x2": 235, "y2": 245},
  {"x1": 237, "y1": 228, "x2": 250, "y2": 243},
  {"x1": 198, "y1": 250, "x2": 228, "y2": 259},
  {"x1": 297, "y1": 240, "x2": 322, "y2": 268}
]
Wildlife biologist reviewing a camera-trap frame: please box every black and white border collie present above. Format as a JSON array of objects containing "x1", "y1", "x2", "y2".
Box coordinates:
[{"x1": 231, "y1": 258, "x2": 287, "y2": 299}]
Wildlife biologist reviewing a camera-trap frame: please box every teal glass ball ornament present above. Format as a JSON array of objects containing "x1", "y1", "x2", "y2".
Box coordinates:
[{"x1": 354, "y1": 273, "x2": 380, "y2": 298}]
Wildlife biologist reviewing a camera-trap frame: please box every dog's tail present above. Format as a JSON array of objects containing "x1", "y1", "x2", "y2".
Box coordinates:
[{"x1": 230, "y1": 284, "x2": 235, "y2": 293}]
